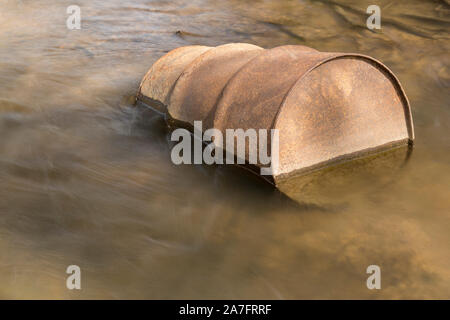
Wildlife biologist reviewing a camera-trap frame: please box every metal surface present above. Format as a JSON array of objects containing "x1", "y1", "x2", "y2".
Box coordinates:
[
  {"x1": 137, "y1": 45, "x2": 211, "y2": 113},
  {"x1": 137, "y1": 43, "x2": 415, "y2": 185},
  {"x1": 168, "y1": 43, "x2": 263, "y2": 127}
]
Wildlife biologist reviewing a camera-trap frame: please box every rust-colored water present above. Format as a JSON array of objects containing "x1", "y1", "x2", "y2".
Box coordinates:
[{"x1": 0, "y1": 0, "x2": 449, "y2": 298}]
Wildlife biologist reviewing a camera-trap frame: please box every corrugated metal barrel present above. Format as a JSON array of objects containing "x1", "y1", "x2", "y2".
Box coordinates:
[{"x1": 137, "y1": 43, "x2": 414, "y2": 185}]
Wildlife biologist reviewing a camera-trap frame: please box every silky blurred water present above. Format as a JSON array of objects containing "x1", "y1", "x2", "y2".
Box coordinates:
[{"x1": 0, "y1": 0, "x2": 449, "y2": 299}]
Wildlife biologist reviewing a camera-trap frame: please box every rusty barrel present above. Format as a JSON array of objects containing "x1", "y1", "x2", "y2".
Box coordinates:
[{"x1": 137, "y1": 43, "x2": 414, "y2": 185}]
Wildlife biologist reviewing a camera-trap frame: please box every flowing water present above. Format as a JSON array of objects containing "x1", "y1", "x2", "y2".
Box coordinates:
[{"x1": 0, "y1": 0, "x2": 449, "y2": 299}]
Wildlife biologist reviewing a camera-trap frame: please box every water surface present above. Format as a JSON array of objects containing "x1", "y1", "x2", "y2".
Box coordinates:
[{"x1": 0, "y1": 0, "x2": 449, "y2": 298}]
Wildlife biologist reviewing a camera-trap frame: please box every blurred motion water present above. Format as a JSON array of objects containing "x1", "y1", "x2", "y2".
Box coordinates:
[{"x1": 0, "y1": 0, "x2": 449, "y2": 299}]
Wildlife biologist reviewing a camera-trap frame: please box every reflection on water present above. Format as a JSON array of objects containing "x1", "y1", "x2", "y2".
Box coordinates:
[
  {"x1": 277, "y1": 145, "x2": 413, "y2": 207},
  {"x1": 0, "y1": 0, "x2": 449, "y2": 299}
]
